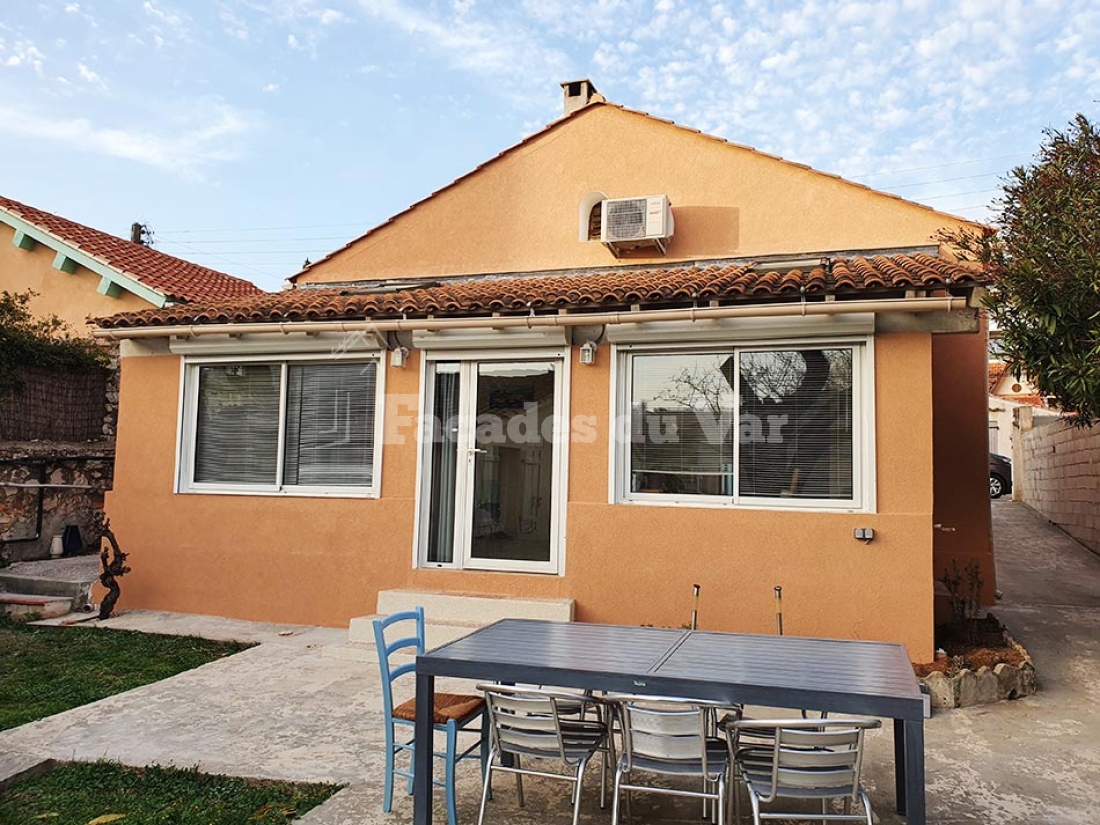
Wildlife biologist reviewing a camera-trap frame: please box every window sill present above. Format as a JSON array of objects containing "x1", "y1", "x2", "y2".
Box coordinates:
[
  {"x1": 616, "y1": 496, "x2": 869, "y2": 515},
  {"x1": 177, "y1": 487, "x2": 380, "y2": 500}
]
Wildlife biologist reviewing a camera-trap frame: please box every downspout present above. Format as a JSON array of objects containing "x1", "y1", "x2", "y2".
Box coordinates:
[{"x1": 91, "y1": 295, "x2": 970, "y2": 341}]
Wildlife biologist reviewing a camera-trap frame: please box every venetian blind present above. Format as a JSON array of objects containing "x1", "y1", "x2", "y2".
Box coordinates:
[
  {"x1": 282, "y1": 362, "x2": 377, "y2": 487},
  {"x1": 737, "y1": 348, "x2": 854, "y2": 500},
  {"x1": 194, "y1": 364, "x2": 281, "y2": 485}
]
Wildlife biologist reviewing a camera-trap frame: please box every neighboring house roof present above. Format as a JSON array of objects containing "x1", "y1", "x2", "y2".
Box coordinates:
[
  {"x1": 988, "y1": 359, "x2": 1052, "y2": 409},
  {"x1": 0, "y1": 196, "x2": 264, "y2": 305},
  {"x1": 290, "y1": 100, "x2": 982, "y2": 283},
  {"x1": 98, "y1": 252, "x2": 985, "y2": 329},
  {"x1": 988, "y1": 362, "x2": 1007, "y2": 393}
]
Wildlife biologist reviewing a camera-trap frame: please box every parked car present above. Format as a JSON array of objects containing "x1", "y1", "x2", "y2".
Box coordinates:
[{"x1": 990, "y1": 453, "x2": 1012, "y2": 499}]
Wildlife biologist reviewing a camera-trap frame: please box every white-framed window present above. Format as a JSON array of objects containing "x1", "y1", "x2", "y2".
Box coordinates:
[
  {"x1": 613, "y1": 339, "x2": 873, "y2": 511},
  {"x1": 177, "y1": 354, "x2": 384, "y2": 497}
]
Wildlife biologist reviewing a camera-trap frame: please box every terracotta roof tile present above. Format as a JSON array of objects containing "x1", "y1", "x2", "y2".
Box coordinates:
[
  {"x1": 988, "y1": 362, "x2": 1007, "y2": 393},
  {"x1": 0, "y1": 196, "x2": 264, "y2": 303},
  {"x1": 98, "y1": 253, "x2": 986, "y2": 330}
]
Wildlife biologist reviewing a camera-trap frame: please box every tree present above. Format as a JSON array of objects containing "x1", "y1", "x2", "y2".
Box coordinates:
[
  {"x1": 0, "y1": 290, "x2": 107, "y2": 396},
  {"x1": 943, "y1": 114, "x2": 1100, "y2": 424}
]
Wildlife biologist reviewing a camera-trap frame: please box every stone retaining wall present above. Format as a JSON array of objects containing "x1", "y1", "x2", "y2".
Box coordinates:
[
  {"x1": 920, "y1": 633, "x2": 1036, "y2": 709},
  {"x1": 0, "y1": 443, "x2": 114, "y2": 563}
]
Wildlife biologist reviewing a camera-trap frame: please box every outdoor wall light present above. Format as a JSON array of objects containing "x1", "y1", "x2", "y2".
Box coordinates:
[
  {"x1": 579, "y1": 341, "x2": 598, "y2": 365},
  {"x1": 390, "y1": 346, "x2": 410, "y2": 368}
]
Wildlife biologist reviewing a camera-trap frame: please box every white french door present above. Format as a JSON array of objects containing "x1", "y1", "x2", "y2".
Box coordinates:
[{"x1": 417, "y1": 355, "x2": 566, "y2": 573}]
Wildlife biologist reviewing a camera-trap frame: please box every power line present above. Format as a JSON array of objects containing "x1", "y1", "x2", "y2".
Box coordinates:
[
  {"x1": 911, "y1": 188, "x2": 1000, "y2": 202},
  {"x1": 156, "y1": 221, "x2": 370, "y2": 235},
  {"x1": 155, "y1": 235, "x2": 356, "y2": 244},
  {"x1": 849, "y1": 151, "x2": 1032, "y2": 180},
  {"x1": 155, "y1": 238, "x2": 279, "y2": 280},
  {"x1": 880, "y1": 171, "x2": 1003, "y2": 190}
]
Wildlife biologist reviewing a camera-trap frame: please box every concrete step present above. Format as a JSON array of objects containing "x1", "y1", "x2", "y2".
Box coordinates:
[
  {"x1": 376, "y1": 589, "x2": 574, "y2": 625},
  {"x1": 348, "y1": 614, "x2": 484, "y2": 649},
  {"x1": 0, "y1": 593, "x2": 74, "y2": 620},
  {"x1": 0, "y1": 556, "x2": 99, "y2": 611}
]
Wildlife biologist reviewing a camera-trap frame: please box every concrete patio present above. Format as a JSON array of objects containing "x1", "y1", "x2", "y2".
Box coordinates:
[{"x1": 1, "y1": 499, "x2": 1098, "y2": 823}]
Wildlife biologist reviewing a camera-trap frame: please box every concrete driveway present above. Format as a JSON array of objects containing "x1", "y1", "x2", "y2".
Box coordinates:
[{"x1": 1, "y1": 499, "x2": 1098, "y2": 824}]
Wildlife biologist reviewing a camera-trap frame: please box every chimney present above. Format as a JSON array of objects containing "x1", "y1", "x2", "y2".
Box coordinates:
[
  {"x1": 561, "y1": 79, "x2": 598, "y2": 116},
  {"x1": 131, "y1": 222, "x2": 145, "y2": 245}
]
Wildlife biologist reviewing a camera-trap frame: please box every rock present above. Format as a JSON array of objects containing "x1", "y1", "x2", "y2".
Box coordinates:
[
  {"x1": 994, "y1": 663, "x2": 1020, "y2": 699},
  {"x1": 1018, "y1": 661, "x2": 1038, "y2": 696},
  {"x1": 974, "y1": 666, "x2": 1000, "y2": 704},
  {"x1": 957, "y1": 670, "x2": 980, "y2": 707},
  {"x1": 923, "y1": 671, "x2": 957, "y2": 708}
]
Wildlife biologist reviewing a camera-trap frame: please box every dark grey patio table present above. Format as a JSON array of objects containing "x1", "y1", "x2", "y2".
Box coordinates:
[{"x1": 413, "y1": 619, "x2": 925, "y2": 824}]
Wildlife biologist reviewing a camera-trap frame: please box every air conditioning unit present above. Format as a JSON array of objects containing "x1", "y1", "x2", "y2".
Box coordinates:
[{"x1": 600, "y1": 195, "x2": 674, "y2": 255}]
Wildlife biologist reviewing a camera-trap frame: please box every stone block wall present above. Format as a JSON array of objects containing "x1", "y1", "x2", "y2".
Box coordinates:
[
  {"x1": 0, "y1": 443, "x2": 114, "y2": 563},
  {"x1": 1018, "y1": 412, "x2": 1100, "y2": 554}
]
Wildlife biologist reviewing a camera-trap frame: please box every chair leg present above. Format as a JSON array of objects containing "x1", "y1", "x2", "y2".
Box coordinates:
[
  {"x1": 861, "y1": 790, "x2": 873, "y2": 825},
  {"x1": 480, "y1": 712, "x2": 492, "y2": 802},
  {"x1": 571, "y1": 756, "x2": 591, "y2": 825},
  {"x1": 610, "y1": 763, "x2": 625, "y2": 825},
  {"x1": 476, "y1": 750, "x2": 496, "y2": 825},
  {"x1": 717, "y1": 773, "x2": 726, "y2": 825},
  {"x1": 514, "y1": 754, "x2": 525, "y2": 808},
  {"x1": 382, "y1": 726, "x2": 395, "y2": 812},
  {"x1": 445, "y1": 722, "x2": 458, "y2": 825},
  {"x1": 748, "y1": 789, "x2": 763, "y2": 825}
]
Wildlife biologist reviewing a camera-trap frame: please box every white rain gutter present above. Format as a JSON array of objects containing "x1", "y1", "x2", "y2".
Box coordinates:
[{"x1": 92, "y1": 295, "x2": 969, "y2": 341}]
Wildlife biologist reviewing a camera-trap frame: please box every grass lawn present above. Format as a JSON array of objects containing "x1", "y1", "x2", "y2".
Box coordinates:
[
  {"x1": 0, "y1": 761, "x2": 340, "y2": 824},
  {"x1": 0, "y1": 618, "x2": 253, "y2": 731}
]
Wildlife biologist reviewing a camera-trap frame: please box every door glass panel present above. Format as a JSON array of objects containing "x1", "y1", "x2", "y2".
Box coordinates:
[
  {"x1": 470, "y1": 361, "x2": 555, "y2": 564},
  {"x1": 426, "y1": 363, "x2": 460, "y2": 564}
]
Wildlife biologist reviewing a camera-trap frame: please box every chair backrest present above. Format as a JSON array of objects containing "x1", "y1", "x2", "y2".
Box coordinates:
[
  {"x1": 617, "y1": 695, "x2": 722, "y2": 779},
  {"x1": 729, "y1": 718, "x2": 880, "y2": 802},
  {"x1": 478, "y1": 685, "x2": 590, "y2": 766},
  {"x1": 373, "y1": 607, "x2": 426, "y2": 720}
]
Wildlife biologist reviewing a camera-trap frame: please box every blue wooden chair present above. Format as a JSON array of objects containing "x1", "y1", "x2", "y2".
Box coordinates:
[{"x1": 373, "y1": 607, "x2": 487, "y2": 825}]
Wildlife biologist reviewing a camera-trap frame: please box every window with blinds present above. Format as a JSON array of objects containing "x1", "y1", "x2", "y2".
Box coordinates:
[
  {"x1": 187, "y1": 358, "x2": 381, "y2": 493},
  {"x1": 626, "y1": 346, "x2": 860, "y2": 506}
]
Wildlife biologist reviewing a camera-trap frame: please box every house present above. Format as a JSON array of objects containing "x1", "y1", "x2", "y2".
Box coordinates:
[
  {"x1": 0, "y1": 195, "x2": 262, "y2": 563},
  {"x1": 987, "y1": 359, "x2": 1053, "y2": 457},
  {"x1": 0, "y1": 195, "x2": 263, "y2": 331},
  {"x1": 93, "y1": 82, "x2": 993, "y2": 662}
]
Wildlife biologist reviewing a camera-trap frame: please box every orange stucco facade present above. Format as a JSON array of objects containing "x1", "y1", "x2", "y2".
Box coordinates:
[
  {"x1": 0, "y1": 224, "x2": 150, "y2": 331},
  {"x1": 300, "y1": 105, "x2": 963, "y2": 284},
  {"x1": 103, "y1": 101, "x2": 993, "y2": 663}
]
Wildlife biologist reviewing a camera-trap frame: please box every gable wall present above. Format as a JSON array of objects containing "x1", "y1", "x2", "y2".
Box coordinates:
[
  {"x1": 301, "y1": 105, "x2": 968, "y2": 284},
  {"x1": 0, "y1": 224, "x2": 151, "y2": 332}
]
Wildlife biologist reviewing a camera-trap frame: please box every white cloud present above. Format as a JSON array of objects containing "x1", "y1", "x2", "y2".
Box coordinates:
[
  {"x1": 262, "y1": 81, "x2": 280, "y2": 92},
  {"x1": 317, "y1": 8, "x2": 346, "y2": 25},
  {"x1": 2, "y1": 39, "x2": 46, "y2": 74},
  {"x1": 287, "y1": 33, "x2": 302, "y2": 49},
  {"x1": 0, "y1": 99, "x2": 260, "y2": 175},
  {"x1": 220, "y1": 11, "x2": 250, "y2": 41},
  {"x1": 356, "y1": 0, "x2": 571, "y2": 103},
  {"x1": 76, "y1": 61, "x2": 106, "y2": 89},
  {"x1": 142, "y1": 1, "x2": 184, "y2": 28}
]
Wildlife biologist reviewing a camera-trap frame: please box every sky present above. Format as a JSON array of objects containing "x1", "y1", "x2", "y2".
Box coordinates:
[{"x1": 0, "y1": 0, "x2": 1097, "y2": 292}]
